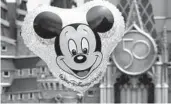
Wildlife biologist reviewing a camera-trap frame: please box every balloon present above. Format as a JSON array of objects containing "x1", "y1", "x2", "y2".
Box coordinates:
[{"x1": 21, "y1": 0, "x2": 125, "y2": 93}]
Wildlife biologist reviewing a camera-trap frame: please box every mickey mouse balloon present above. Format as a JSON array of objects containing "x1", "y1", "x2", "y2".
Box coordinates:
[{"x1": 21, "y1": 0, "x2": 125, "y2": 92}]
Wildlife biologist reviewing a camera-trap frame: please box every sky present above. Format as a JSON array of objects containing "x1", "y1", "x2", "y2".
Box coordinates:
[
  {"x1": 27, "y1": 0, "x2": 85, "y2": 11},
  {"x1": 6, "y1": 0, "x2": 84, "y2": 11},
  {"x1": 27, "y1": 0, "x2": 84, "y2": 11}
]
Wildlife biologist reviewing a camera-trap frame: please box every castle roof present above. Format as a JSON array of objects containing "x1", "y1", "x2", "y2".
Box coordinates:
[
  {"x1": 1, "y1": 59, "x2": 16, "y2": 71},
  {"x1": 1, "y1": 57, "x2": 47, "y2": 71},
  {"x1": 5, "y1": 77, "x2": 39, "y2": 93},
  {"x1": 14, "y1": 57, "x2": 43, "y2": 69}
]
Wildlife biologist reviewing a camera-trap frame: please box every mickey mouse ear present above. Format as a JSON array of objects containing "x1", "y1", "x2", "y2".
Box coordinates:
[
  {"x1": 86, "y1": 6, "x2": 114, "y2": 33},
  {"x1": 33, "y1": 11, "x2": 62, "y2": 39}
]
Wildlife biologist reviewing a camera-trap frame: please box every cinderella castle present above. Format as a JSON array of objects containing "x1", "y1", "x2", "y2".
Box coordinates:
[{"x1": 1, "y1": 0, "x2": 171, "y2": 103}]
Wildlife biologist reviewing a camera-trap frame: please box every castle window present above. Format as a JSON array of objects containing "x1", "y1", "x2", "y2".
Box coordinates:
[
  {"x1": 50, "y1": 83, "x2": 53, "y2": 89},
  {"x1": 45, "y1": 83, "x2": 48, "y2": 89},
  {"x1": 18, "y1": 70, "x2": 23, "y2": 76},
  {"x1": 29, "y1": 68, "x2": 33, "y2": 75},
  {"x1": 1, "y1": 44, "x2": 7, "y2": 51},
  {"x1": 28, "y1": 93, "x2": 34, "y2": 99},
  {"x1": 41, "y1": 67, "x2": 45, "y2": 72},
  {"x1": 88, "y1": 90, "x2": 94, "y2": 97},
  {"x1": 8, "y1": 94, "x2": 13, "y2": 100},
  {"x1": 18, "y1": 93, "x2": 23, "y2": 100},
  {"x1": 3, "y1": 71, "x2": 10, "y2": 77},
  {"x1": 56, "y1": 83, "x2": 59, "y2": 89}
]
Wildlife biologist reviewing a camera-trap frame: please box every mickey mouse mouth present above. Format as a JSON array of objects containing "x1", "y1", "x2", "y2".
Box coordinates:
[
  {"x1": 61, "y1": 55, "x2": 99, "y2": 79},
  {"x1": 70, "y1": 66, "x2": 92, "y2": 77}
]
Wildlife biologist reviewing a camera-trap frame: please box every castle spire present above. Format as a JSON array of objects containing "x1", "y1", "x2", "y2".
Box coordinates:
[{"x1": 126, "y1": 0, "x2": 144, "y2": 30}]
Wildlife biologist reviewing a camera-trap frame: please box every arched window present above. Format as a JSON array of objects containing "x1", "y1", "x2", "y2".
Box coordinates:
[
  {"x1": 28, "y1": 93, "x2": 34, "y2": 99},
  {"x1": 18, "y1": 93, "x2": 23, "y2": 100},
  {"x1": 50, "y1": 83, "x2": 53, "y2": 89},
  {"x1": 56, "y1": 83, "x2": 59, "y2": 89},
  {"x1": 8, "y1": 94, "x2": 13, "y2": 100},
  {"x1": 45, "y1": 83, "x2": 48, "y2": 90}
]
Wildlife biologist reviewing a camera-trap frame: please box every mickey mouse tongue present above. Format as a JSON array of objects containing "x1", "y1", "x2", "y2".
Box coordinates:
[
  {"x1": 72, "y1": 67, "x2": 91, "y2": 77},
  {"x1": 77, "y1": 70, "x2": 89, "y2": 77}
]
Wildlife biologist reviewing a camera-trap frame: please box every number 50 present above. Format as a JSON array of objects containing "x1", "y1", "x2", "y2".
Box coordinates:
[{"x1": 122, "y1": 38, "x2": 150, "y2": 69}]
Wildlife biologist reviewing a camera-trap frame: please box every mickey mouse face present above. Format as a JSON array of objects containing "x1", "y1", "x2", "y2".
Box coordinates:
[
  {"x1": 33, "y1": 6, "x2": 114, "y2": 79},
  {"x1": 56, "y1": 24, "x2": 103, "y2": 79}
]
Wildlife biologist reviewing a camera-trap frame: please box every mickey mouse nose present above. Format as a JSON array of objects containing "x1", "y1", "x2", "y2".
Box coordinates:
[{"x1": 74, "y1": 54, "x2": 87, "y2": 63}]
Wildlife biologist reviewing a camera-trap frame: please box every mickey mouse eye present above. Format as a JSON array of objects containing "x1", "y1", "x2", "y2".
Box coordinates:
[
  {"x1": 68, "y1": 39, "x2": 77, "y2": 56},
  {"x1": 81, "y1": 38, "x2": 89, "y2": 54}
]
